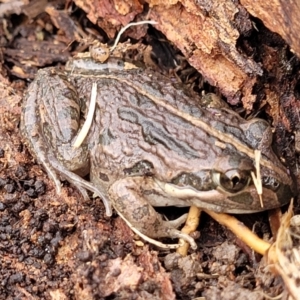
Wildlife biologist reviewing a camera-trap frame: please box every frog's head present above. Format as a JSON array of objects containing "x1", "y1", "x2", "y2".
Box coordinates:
[
  {"x1": 209, "y1": 153, "x2": 295, "y2": 213},
  {"x1": 159, "y1": 118, "x2": 295, "y2": 213},
  {"x1": 159, "y1": 154, "x2": 294, "y2": 213}
]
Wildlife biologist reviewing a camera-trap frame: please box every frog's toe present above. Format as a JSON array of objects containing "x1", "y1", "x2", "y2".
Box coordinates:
[
  {"x1": 166, "y1": 227, "x2": 197, "y2": 250},
  {"x1": 39, "y1": 156, "x2": 62, "y2": 195},
  {"x1": 166, "y1": 213, "x2": 188, "y2": 228},
  {"x1": 77, "y1": 185, "x2": 90, "y2": 201},
  {"x1": 164, "y1": 214, "x2": 198, "y2": 249},
  {"x1": 49, "y1": 154, "x2": 112, "y2": 216}
]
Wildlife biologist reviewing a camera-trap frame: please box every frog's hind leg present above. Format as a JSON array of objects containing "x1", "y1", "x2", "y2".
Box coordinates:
[
  {"x1": 25, "y1": 138, "x2": 112, "y2": 217},
  {"x1": 48, "y1": 153, "x2": 112, "y2": 216},
  {"x1": 38, "y1": 153, "x2": 63, "y2": 195},
  {"x1": 21, "y1": 114, "x2": 89, "y2": 208},
  {"x1": 21, "y1": 77, "x2": 64, "y2": 197},
  {"x1": 21, "y1": 118, "x2": 64, "y2": 198}
]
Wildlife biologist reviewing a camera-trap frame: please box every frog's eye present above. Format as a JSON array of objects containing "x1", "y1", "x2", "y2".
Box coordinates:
[{"x1": 215, "y1": 170, "x2": 251, "y2": 193}]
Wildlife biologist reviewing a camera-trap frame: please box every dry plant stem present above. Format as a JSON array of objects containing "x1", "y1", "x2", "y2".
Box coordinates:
[
  {"x1": 251, "y1": 150, "x2": 263, "y2": 207},
  {"x1": 204, "y1": 209, "x2": 271, "y2": 255},
  {"x1": 267, "y1": 200, "x2": 293, "y2": 266},
  {"x1": 110, "y1": 20, "x2": 157, "y2": 52},
  {"x1": 73, "y1": 82, "x2": 97, "y2": 148},
  {"x1": 177, "y1": 206, "x2": 202, "y2": 256},
  {"x1": 266, "y1": 201, "x2": 300, "y2": 299}
]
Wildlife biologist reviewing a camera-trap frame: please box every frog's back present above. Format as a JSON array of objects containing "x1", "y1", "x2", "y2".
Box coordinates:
[{"x1": 70, "y1": 67, "x2": 246, "y2": 182}]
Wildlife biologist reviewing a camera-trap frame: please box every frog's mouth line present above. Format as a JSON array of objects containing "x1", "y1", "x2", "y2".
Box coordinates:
[
  {"x1": 155, "y1": 178, "x2": 227, "y2": 200},
  {"x1": 153, "y1": 178, "x2": 286, "y2": 213}
]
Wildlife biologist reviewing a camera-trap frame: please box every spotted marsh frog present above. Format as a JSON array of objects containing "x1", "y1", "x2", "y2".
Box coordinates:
[{"x1": 21, "y1": 57, "x2": 294, "y2": 246}]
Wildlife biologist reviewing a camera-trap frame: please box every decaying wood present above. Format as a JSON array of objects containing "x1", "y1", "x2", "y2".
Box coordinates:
[
  {"x1": 149, "y1": 1, "x2": 263, "y2": 105},
  {"x1": 241, "y1": 0, "x2": 300, "y2": 58}
]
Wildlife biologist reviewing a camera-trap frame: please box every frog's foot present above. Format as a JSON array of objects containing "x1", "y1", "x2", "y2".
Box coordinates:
[
  {"x1": 48, "y1": 153, "x2": 112, "y2": 216},
  {"x1": 115, "y1": 207, "x2": 183, "y2": 249},
  {"x1": 160, "y1": 214, "x2": 198, "y2": 249},
  {"x1": 158, "y1": 215, "x2": 197, "y2": 249},
  {"x1": 163, "y1": 225, "x2": 197, "y2": 250},
  {"x1": 109, "y1": 177, "x2": 197, "y2": 249},
  {"x1": 115, "y1": 207, "x2": 196, "y2": 249},
  {"x1": 42, "y1": 155, "x2": 90, "y2": 202}
]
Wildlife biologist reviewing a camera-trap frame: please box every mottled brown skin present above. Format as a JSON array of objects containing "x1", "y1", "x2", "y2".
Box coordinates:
[
  {"x1": 21, "y1": 57, "x2": 294, "y2": 246},
  {"x1": 21, "y1": 68, "x2": 112, "y2": 215}
]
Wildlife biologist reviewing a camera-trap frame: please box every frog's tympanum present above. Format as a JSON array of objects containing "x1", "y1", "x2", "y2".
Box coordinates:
[{"x1": 21, "y1": 57, "x2": 294, "y2": 247}]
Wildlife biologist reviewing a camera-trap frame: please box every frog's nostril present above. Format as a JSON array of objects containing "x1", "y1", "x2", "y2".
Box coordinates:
[{"x1": 262, "y1": 176, "x2": 281, "y2": 191}]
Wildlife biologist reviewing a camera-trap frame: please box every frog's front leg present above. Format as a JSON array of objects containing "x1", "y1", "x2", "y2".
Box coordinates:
[{"x1": 109, "y1": 177, "x2": 197, "y2": 249}]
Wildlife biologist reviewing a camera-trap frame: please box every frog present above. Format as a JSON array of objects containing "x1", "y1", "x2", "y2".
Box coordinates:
[{"x1": 21, "y1": 56, "x2": 295, "y2": 249}]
